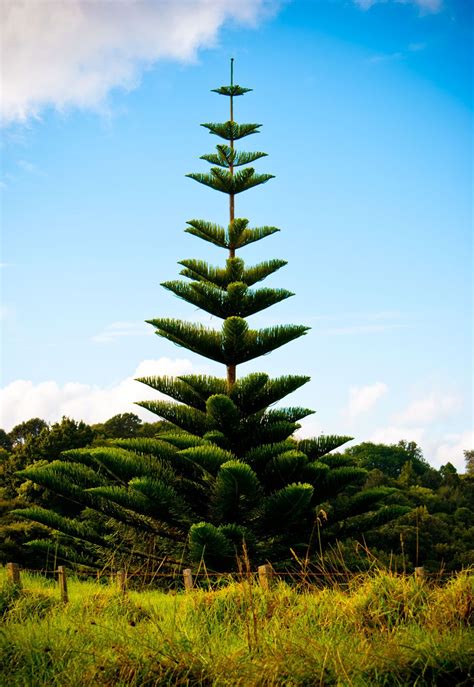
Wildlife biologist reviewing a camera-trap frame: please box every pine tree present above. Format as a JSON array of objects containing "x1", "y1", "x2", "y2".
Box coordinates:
[
  {"x1": 138, "y1": 59, "x2": 312, "y2": 456},
  {"x1": 15, "y1": 63, "x2": 404, "y2": 571}
]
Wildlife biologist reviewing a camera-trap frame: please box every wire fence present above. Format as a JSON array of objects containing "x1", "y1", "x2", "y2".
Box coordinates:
[{"x1": 3, "y1": 560, "x2": 463, "y2": 603}]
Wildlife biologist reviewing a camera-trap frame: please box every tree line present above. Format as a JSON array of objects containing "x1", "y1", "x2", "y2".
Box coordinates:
[{"x1": 0, "y1": 413, "x2": 472, "y2": 573}]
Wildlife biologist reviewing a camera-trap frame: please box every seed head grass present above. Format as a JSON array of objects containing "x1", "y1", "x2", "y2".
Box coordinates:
[{"x1": 0, "y1": 567, "x2": 472, "y2": 686}]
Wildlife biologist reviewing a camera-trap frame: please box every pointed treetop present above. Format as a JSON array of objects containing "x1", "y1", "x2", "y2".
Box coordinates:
[{"x1": 211, "y1": 57, "x2": 252, "y2": 97}]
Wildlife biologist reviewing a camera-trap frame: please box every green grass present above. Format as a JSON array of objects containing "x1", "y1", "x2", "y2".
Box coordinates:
[{"x1": 0, "y1": 568, "x2": 472, "y2": 686}]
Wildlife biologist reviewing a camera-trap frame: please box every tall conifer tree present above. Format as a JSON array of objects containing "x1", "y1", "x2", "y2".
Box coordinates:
[
  {"x1": 15, "y1": 64, "x2": 407, "y2": 570},
  {"x1": 138, "y1": 58, "x2": 313, "y2": 455}
]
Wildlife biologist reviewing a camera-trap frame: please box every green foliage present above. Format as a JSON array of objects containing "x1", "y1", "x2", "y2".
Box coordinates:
[
  {"x1": 102, "y1": 413, "x2": 142, "y2": 438},
  {"x1": 161, "y1": 279, "x2": 293, "y2": 319},
  {"x1": 135, "y1": 376, "x2": 207, "y2": 410},
  {"x1": 201, "y1": 145, "x2": 267, "y2": 168},
  {"x1": 211, "y1": 83, "x2": 252, "y2": 96},
  {"x1": 345, "y1": 441, "x2": 429, "y2": 478},
  {"x1": 185, "y1": 218, "x2": 280, "y2": 250},
  {"x1": 200, "y1": 120, "x2": 262, "y2": 140},
  {"x1": 0, "y1": 570, "x2": 473, "y2": 687},
  {"x1": 0, "y1": 430, "x2": 13, "y2": 452},
  {"x1": 9, "y1": 418, "x2": 48, "y2": 446},
  {"x1": 465, "y1": 449, "x2": 474, "y2": 475},
  {"x1": 136, "y1": 400, "x2": 209, "y2": 435},
  {"x1": 189, "y1": 522, "x2": 233, "y2": 568},
  {"x1": 187, "y1": 167, "x2": 274, "y2": 195},
  {"x1": 12, "y1": 506, "x2": 104, "y2": 544},
  {"x1": 297, "y1": 435, "x2": 354, "y2": 460},
  {"x1": 212, "y1": 460, "x2": 261, "y2": 522},
  {"x1": 146, "y1": 316, "x2": 309, "y2": 366},
  {"x1": 262, "y1": 483, "x2": 314, "y2": 530},
  {"x1": 179, "y1": 444, "x2": 235, "y2": 475},
  {"x1": 235, "y1": 375, "x2": 310, "y2": 414}
]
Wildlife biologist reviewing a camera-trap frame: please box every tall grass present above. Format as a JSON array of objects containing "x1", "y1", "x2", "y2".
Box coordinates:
[{"x1": 0, "y1": 567, "x2": 472, "y2": 686}]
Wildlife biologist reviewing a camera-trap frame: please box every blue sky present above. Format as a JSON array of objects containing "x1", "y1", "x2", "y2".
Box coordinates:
[{"x1": 1, "y1": 0, "x2": 472, "y2": 470}]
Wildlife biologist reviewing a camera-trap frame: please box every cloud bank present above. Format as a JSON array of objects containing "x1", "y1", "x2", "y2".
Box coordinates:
[
  {"x1": 393, "y1": 392, "x2": 461, "y2": 425},
  {"x1": 0, "y1": 357, "x2": 200, "y2": 430},
  {"x1": 346, "y1": 382, "x2": 388, "y2": 419},
  {"x1": 1, "y1": 368, "x2": 471, "y2": 470},
  {"x1": 369, "y1": 426, "x2": 472, "y2": 472},
  {"x1": 1, "y1": 0, "x2": 277, "y2": 124}
]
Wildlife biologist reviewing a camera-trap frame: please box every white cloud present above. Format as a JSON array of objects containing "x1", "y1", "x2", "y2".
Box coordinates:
[
  {"x1": 370, "y1": 425, "x2": 425, "y2": 445},
  {"x1": 354, "y1": 0, "x2": 442, "y2": 12},
  {"x1": 296, "y1": 414, "x2": 324, "y2": 439},
  {"x1": 367, "y1": 41, "x2": 427, "y2": 64},
  {"x1": 1, "y1": 0, "x2": 278, "y2": 125},
  {"x1": 433, "y1": 430, "x2": 474, "y2": 471},
  {"x1": 393, "y1": 392, "x2": 462, "y2": 425},
  {"x1": 346, "y1": 382, "x2": 388, "y2": 419},
  {"x1": 91, "y1": 321, "x2": 152, "y2": 344},
  {"x1": 368, "y1": 426, "x2": 473, "y2": 472},
  {"x1": 0, "y1": 357, "x2": 205, "y2": 430}
]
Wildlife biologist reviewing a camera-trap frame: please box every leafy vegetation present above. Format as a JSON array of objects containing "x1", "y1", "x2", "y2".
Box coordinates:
[
  {"x1": 0, "y1": 567, "x2": 472, "y2": 686},
  {"x1": 1, "y1": 413, "x2": 472, "y2": 573}
]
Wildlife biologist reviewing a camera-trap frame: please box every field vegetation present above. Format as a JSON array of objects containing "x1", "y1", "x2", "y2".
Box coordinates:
[{"x1": 1, "y1": 566, "x2": 472, "y2": 686}]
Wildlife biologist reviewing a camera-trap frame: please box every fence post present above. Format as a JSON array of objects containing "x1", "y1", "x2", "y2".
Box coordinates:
[
  {"x1": 57, "y1": 566, "x2": 68, "y2": 603},
  {"x1": 415, "y1": 566, "x2": 425, "y2": 581},
  {"x1": 6, "y1": 562, "x2": 21, "y2": 587},
  {"x1": 116, "y1": 570, "x2": 127, "y2": 594},
  {"x1": 183, "y1": 568, "x2": 193, "y2": 592},
  {"x1": 258, "y1": 564, "x2": 273, "y2": 590}
]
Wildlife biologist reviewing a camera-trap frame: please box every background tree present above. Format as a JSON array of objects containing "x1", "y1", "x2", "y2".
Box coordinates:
[
  {"x1": 345, "y1": 441, "x2": 429, "y2": 479},
  {"x1": 329, "y1": 441, "x2": 474, "y2": 572},
  {"x1": 9, "y1": 418, "x2": 47, "y2": 447},
  {"x1": 464, "y1": 449, "x2": 474, "y2": 476},
  {"x1": 101, "y1": 413, "x2": 142, "y2": 439},
  {"x1": 0, "y1": 430, "x2": 13, "y2": 452},
  {"x1": 0, "y1": 417, "x2": 96, "y2": 567}
]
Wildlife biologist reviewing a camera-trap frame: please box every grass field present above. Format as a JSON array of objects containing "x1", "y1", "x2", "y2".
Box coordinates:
[{"x1": 0, "y1": 567, "x2": 472, "y2": 686}]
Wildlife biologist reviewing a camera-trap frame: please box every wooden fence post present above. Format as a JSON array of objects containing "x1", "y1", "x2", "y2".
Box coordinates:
[
  {"x1": 183, "y1": 568, "x2": 193, "y2": 592},
  {"x1": 7, "y1": 562, "x2": 21, "y2": 587},
  {"x1": 116, "y1": 570, "x2": 127, "y2": 594},
  {"x1": 258, "y1": 564, "x2": 273, "y2": 590},
  {"x1": 57, "y1": 566, "x2": 68, "y2": 603}
]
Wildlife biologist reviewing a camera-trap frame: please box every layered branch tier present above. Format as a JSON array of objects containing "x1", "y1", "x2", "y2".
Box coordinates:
[
  {"x1": 186, "y1": 167, "x2": 274, "y2": 195},
  {"x1": 136, "y1": 373, "x2": 311, "y2": 415},
  {"x1": 179, "y1": 258, "x2": 288, "y2": 288},
  {"x1": 146, "y1": 317, "x2": 309, "y2": 366},
  {"x1": 201, "y1": 121, "x2": 262, "y2": 139},
  {"x1": 185, "y1": 218, "x2": 280, "y2": 250},
  {"x1": 201, "y1": 145, "x2": 267, "y2": 168},
  {"x1": 161, "y1": 280, "x2": 293, "y2": 319}
]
